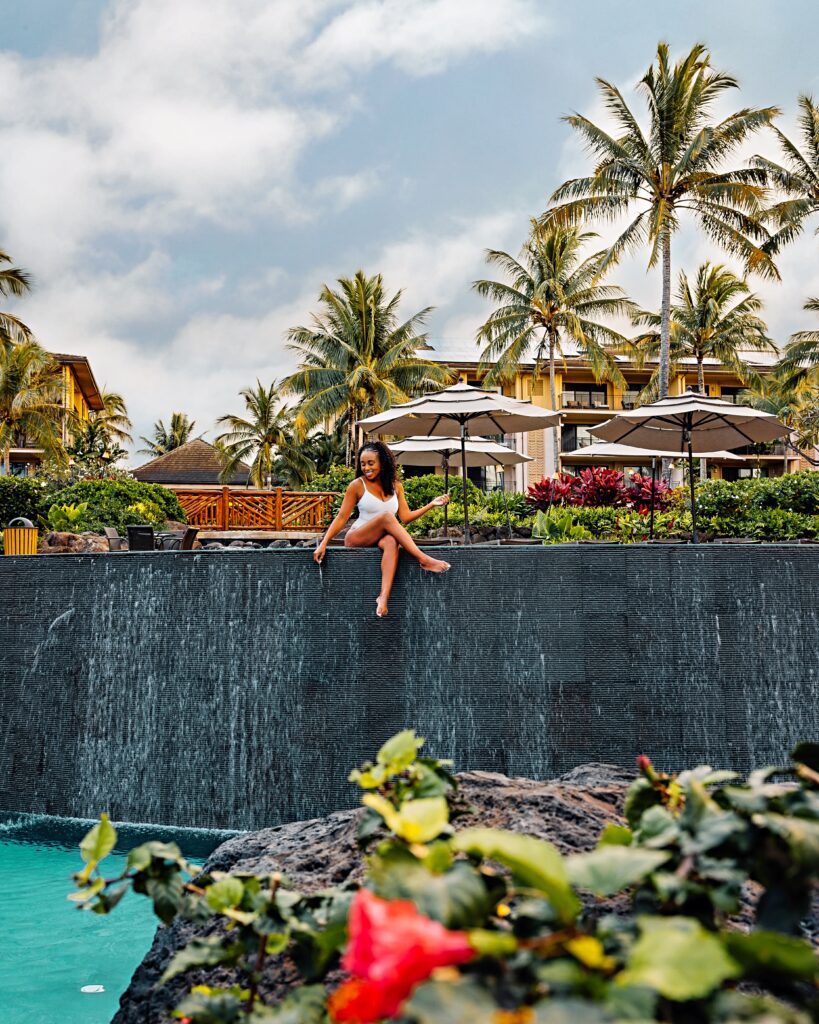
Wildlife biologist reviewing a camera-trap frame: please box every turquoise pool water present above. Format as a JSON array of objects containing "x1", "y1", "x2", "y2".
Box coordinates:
[{"x1": 1, "y1": 813, "x2": 239, "y2": 1024}]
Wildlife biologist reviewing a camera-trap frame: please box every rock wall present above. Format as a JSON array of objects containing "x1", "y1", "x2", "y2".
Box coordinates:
[{"x1": 1, "y1": 545, "x2": 818, "y2": 829}]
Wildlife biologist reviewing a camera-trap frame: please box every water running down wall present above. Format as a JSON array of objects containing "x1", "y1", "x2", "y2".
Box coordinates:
[{"x1": 1, "y1": 546, "x2": 817, "y2": 830}]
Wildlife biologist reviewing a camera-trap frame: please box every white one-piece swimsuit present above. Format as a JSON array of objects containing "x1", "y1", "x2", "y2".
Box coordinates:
[{"x1": 348, "y1": 478, "x2": 399, "y2": 532}]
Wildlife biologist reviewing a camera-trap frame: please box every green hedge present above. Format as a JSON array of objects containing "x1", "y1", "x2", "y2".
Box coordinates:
[
  {"x1": 0, "y1": 477, "x2": 55, "y2": 528},
  {"x1": 48, "y1": 479, "x2": 186, "y2": 532},
  {"x1": 695, "y1": 472, "x2": 819, "y2": 518}
]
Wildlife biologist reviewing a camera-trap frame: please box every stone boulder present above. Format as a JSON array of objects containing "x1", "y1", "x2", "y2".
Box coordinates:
[
  {"x1": 39, "y1": 531, "x2": 109, "y2": 554},
  {"x1": 112, "y1": 765, "x2": 633, "y2": 1024}
]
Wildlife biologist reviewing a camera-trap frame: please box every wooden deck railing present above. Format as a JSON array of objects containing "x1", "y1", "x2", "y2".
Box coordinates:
[{"x1": 174, "y1": 487, "x2": 337, "y2": 532}]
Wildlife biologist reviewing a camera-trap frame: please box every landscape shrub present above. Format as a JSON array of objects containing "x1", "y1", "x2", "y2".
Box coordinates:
[
  {"x1": 696, "y1": 472, "x2": 819, "y2": 519},
  {"x1": 702, "y1": 507, "x2": 819, "y2": 541},
  {"x1": 526, "y1": 472, "x2": 580, "y2": 510},
  {"x1": 625, "y1": 472, "x2": 673, "y2": 511},
  {"x1": 401, "y1": 472, "x2": 482, "y2": 511},
  {"x1": 575, "y1": 466, "x2": 628, "y2": 506},
  {"x1": 46, "y1": 502, "x2": 89, "y2": 532},
  {"x1": 529, "y1": 470, "x2": 674, "y2": 512},
  {"x1": 477, "y1": 489, "x2": 530, "y2": 516},
  {"x1": 48, "y1": 479, "x2": 186, "y2": 532},
  {"x1": 71, "y1": 732, "x2": 819, "y2": 1023},
  {"x1": 122, "y1": 499, "x2": 169, "y2": 528},
  {"x1": 0, "y1": 476, "x2": 54, "y2": 528},
  {"x1": 532, "y1": 508, "x2": 593, "y2": 542}
]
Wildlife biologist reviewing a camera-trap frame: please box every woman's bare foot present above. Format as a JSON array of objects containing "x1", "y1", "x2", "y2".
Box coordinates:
[
  {"x1": 376, "y1": 594, "x2": 389, "y2": 617},
  {"x1": 420, "y1": 555, "x2": 451, "y2": 573}
]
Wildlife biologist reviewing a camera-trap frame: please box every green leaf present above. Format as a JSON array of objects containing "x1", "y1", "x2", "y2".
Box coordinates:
[
  {"x1": 531, "y1": 1000, "x2": 611, "y2": 1023},
  {"x1": 173, "y1": 985, "x2": 246, "y2": 1024},
  {"x1": 753, "y1": 812, "x2": 819, "y2": 868},
  {"x1": 91, "y1": 882, "x2": 130, "y2": 915},
  {"x1": 634, "y1": 805, "x2": 678, "y2": 847},
  {"x1": 453, "y1": 828, "x2": 580, "y2": 926},
  {"x1": 567, "y1": 847, "x2": 669, "y2": 896},
  {"x1": 791, "y1": 742, "x2": 819, "y2": 772},
  {"x1": 603, "y1": 984, "x2": 657, "y2": 1021},
  {"x1": 247, "y1": 984, "x2": 328, "y2": 1023},
  {"x1": 722, "y1": 931, "x2": 818, "y2": 982},
  {"x1": 68, "y1": 877, "x2": 105, "y2": 903},
  {"x1": 369, "y1": 851, "x2": 491, "y2": 929},
  {"x1": 127, "y1": 840, "x2": 186, "y2": 871},
  {"x1": 597, "y1": 823, "x2": 632, "y2": 847},
  {"x1": 403, "y1": 979, "x2": 497, "y2": 1024},
  {"x1": 617, "y1": 916, "x2": 741, "y2": 1000},
  {"x1": 378, "y1": 729, "x2": 424, "y2": 770},
  {"x1": 623, "y1": 777, "x2": 663, "y2": 829},
  {"x1": 79, "y1": 814, "x2": 117, "y2": 868},
  {"x1": 467, "y1": 929, "x2": 518, "y2": 957},
  {"x1": 160, "y1": 937, "x2": 242, "y2": 985},
  {"x1": 146, "y1": 873, "x2": 185, "y2": 924},
  {"x1": 206, "y1": 877, "x2": 245, "y2": 913},
  {"x1": 362, "y1": 794, "x2": 450, "y2": 843}
]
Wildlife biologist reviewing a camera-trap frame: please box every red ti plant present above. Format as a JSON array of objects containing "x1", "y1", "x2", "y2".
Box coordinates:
[
  {"x1": 575, "y1": 467, "x2": 627, "y2": 506},
  {"x1": 526, "y1": 473, "x2": 579, "y2": 510},
  {"x1": 626, "y1": 472, "x2": 672, "y2": 511}
]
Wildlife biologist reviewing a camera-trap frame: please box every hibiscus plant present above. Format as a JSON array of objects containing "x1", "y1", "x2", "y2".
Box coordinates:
[{"x1": 70, "y1": 732, "x2": 819, "y2": 1022}]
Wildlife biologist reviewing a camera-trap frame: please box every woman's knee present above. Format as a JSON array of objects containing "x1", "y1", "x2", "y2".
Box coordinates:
[{"x1": 379, "y1": 534, "x2": 399, "y2": 552}]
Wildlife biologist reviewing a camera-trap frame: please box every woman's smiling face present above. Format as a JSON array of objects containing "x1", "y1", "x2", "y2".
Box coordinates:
[{"x1": 360, "y1": 449, "x2": 381, "y2": 481}]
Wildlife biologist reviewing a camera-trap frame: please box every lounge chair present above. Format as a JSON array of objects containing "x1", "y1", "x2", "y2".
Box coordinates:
[
  {"x1": 127, "y1": 525, "x2": 156, "y2": 551},
  {"x1": 103, "y1": 527, "x2": 123, "y2": 552}
]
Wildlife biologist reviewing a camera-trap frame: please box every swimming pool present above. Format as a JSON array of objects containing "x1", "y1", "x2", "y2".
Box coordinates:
[{"x1": 1, "y1": 813, "x2": 239, "y2": 1024}]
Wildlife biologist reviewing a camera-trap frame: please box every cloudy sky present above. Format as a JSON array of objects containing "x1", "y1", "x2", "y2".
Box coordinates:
[{"x1": 3, "y1": 0, "x2": 819, "y2": 459}]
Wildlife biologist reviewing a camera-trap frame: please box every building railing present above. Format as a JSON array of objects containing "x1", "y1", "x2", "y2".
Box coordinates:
[
  {"x1": 174, "y1": 487, "x2": 337, "y2": 531},
  {"x1": 561, "y1": 391, "x2": 609, "y2": 409}
]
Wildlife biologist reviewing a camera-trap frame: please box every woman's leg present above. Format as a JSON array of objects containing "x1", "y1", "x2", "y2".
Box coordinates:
[
  {"x1": 345, "y1": 512, "x2": 449, "y2": 572},
  {"x1": 376, "y1": 535, "x2": 399, "y2": 616}
]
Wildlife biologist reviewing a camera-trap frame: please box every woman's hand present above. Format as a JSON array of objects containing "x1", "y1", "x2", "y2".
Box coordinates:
[
  {"x1": 314, "y1": 542, "x2": 327, "y2": 564},
  {"x1": 430, "y1": 494, "x2": 450, "y2": 507}
]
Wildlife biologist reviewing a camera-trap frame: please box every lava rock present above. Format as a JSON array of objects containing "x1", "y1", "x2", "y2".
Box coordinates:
[
  {"x1": 39, "y1": 531, "x2": 109, "y2": 554},
  {"x1": 271, "y1": 539, "x2": 291, "y2": 548}
]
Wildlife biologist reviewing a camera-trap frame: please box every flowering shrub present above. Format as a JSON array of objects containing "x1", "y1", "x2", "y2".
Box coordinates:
[
  {"x1": 70, "y1": 732, "x2": 819, "y2": 1023},
  {"x1": 529, "y1": 469, "x2": 672, "y2": 513}
]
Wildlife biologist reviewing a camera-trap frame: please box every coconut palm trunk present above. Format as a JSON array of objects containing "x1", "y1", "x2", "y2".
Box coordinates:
[
  {"x1": 548, "y1": 331, "x2": 559, "y2": 474},
  {"x1": 659, "y1": 231, "x2": 672, "y2": 401}
]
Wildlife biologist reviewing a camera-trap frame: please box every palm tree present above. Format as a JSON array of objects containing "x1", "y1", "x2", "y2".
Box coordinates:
[
  {"x1": 138, "y1": 412, "x2": 196, "y2": 457},
  {"x1": 215, "y1": 381, "x2": 313, "y2": 488},
  {"x1": 776, "y1": 297, "x2": 819, "y2": 388},
  {"x1": 284, "y1": 271, "x2": 453, "y2": 465},
  {"x1": 632, "y1": 263, "x2": 776, "y2": 395},
  {"x1": 0, "y1": 249, "x2": 34, "y2": 344},
  {"x1": 742, "y1": 370, "x2": 819, "y2": 474},
  {"x1": 752, "y1": 95, "x2": 819, "y2": 251},
  {"x1": 474, "y1": 222, "x2": 632, "y2": 469},
  {"x1": 93, "y1": 390, "x2": 132, "y2": 446},
  {"x1": 0, "y1": 339, "x2": 66, "y2": 475},
  {"x1": 547, "y1": 42, "x2": 778, "y2": 400}
]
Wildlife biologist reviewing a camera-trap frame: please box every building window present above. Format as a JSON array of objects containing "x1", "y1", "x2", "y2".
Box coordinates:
[
  {"x1": 561, "y1": 424, "x2": 596, "y2": 451},
  {"x1": 561, "y1": 386, "x2": 608, "y2": 409}
]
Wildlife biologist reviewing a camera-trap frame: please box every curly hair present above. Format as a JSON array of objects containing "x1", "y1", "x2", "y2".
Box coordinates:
[{"x1": 355, "y1": 440, "x2": 397, "y2": 496}]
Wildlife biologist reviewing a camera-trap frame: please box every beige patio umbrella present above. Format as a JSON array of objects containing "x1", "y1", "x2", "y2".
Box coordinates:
[
  {"x1": 390, "y1": 435, "x2": 532, "y2": 536},
  {"x1": 591, "y1": 390, "x2": 789, "y2": 542},
  {"x1": 561, "y1": 442, "x2": 744, "y2": 461},
  {"x1": 357, "y1": 382, "x2": 559, "y2": 543}
]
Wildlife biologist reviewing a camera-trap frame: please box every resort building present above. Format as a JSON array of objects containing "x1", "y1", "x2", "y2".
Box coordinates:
[
  {"x1": 430, "y1": 346, "x2": 808, "y2": 491},
  {"x1": 5, "y1": 352, "x2": 104, "y2": 476}
]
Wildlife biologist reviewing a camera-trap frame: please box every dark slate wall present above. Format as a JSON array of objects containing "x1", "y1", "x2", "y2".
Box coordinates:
[{"x1": 1, "y1": 546, "x2": 818, "y2": 829}]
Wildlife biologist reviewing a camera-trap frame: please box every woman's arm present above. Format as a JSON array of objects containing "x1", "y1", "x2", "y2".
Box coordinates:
[
  {"x1": 314, "y1": 481, "x2": 361, "y2": 562},
  {"x1": 396, "y1": 479, "x2": 450, "y2": 525}
]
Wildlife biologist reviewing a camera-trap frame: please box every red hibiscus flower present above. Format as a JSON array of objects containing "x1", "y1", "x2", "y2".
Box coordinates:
[{"x1": 328, "y1": 889, "x2": 475, "y2": 1023}]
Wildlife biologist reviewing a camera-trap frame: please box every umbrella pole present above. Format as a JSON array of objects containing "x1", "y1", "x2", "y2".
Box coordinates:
[
  {"x1": 460, "y1": 420, "x2": 470, "y2": 545},
  {"x1": 686, "y1": 427, "x2": 698, "y2": 544},
  {"x1": 649, "y1": 456, "x2": 656, "y2": 540},
  {"x1": 443, "y1": 456, "x2": 449, "y2": 538}
]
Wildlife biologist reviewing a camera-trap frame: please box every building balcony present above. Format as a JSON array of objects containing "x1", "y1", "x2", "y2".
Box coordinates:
[{"x1": 561, "y1": 390, "x2": 609, "y2": 410}]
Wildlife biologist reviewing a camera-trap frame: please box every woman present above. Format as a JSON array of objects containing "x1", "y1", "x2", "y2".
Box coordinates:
[{"x1": 314, "y1": 441, "x2": 451, "y2": 618}]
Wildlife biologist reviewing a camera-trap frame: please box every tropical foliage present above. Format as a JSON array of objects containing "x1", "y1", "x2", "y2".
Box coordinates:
[
  {"x1": 0, "y1": 339, "x2": 66, "y2": 475},
  {"x1": 753, "y1": 94, "x2": 819, "y2": 251},
  {"x1": 547, "y1": 43, "x2": 778, "y2": 399},
  {"x1": 48, "y1": 478, "x2": 185, "y2": 533},
  {"x1": 284, "y1": 271, "x2": 453, "y2": 465},
  {"x1": 527, "y1": 468, "x2": 672, "y2": 510},
  {"x1": 474, "y1": 222, "x2": 632, "y2": 467},
  {"x1": 0, "y1": 248, "x2": 34, "y2": 344},
  {"x1": 70, "y1": 732, "x2": 819, "y2": 1023},
  {"x1": 215, "y1": 381, "x2": 313, "y2": 488},
  {"x1": 632, "y1": 262, "x2": 775, "y2": 395},
  {"x1": 139, "y1": 412, "x2": 197, "y2": 457}
]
